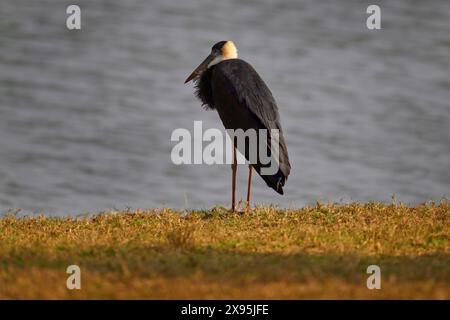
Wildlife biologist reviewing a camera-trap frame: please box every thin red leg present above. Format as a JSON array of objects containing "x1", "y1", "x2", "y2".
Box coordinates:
[
  {"x1": 246, "y1": 165, "x2": 253, "y2": 209},
  {"x1": 231, "y1": 144, "x2": 237, "y2": 212}
]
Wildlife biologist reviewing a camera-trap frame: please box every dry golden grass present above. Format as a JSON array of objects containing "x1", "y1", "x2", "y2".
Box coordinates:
[{"x1": 0, "y1": 201, "x2": 449, "y2": 299}]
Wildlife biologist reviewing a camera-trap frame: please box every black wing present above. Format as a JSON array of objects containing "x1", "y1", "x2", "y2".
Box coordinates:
[{"x1": 211, "y1": 59, "x2": 291, "y2": 194}]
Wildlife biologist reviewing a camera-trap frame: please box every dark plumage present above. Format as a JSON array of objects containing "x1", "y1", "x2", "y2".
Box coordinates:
[
  {"x1": 185, "y1": 40, "x2": 291, "y2": 211},
  {"x1": 194, "y1": 59, "x2": 291, "y2": 194},
  {"x1": 195, "y1": 67, "x2": 214, "y2": 110}
]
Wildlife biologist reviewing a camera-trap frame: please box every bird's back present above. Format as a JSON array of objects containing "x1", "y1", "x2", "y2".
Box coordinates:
[{"x1": 208, "y1": 59, "x2": 291, "y2": 194}]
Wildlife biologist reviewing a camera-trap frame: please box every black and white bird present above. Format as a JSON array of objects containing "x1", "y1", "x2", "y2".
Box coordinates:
[{"x1": 185, "y1": 41, "x2": 291, "y2": 211}]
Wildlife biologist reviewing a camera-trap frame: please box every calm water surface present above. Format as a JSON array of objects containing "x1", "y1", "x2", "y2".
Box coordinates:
[{"x1": 0, "y1": 0, "x2": 449, "y2": 215}]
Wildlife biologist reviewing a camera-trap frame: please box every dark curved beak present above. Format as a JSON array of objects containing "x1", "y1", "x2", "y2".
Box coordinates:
[{"x1": 184, "y1": 53, "x2": 215, "y2": 84}]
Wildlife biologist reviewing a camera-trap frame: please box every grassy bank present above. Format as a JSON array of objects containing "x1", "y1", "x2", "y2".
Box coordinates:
[{"x1": 0, "y1": 202, "x2": 449, "y2": 299}]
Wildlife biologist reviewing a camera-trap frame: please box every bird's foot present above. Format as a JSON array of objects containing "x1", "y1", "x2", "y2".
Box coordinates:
[{"x1": 230, "y1": 200, "x2": 251, "y2": 214}]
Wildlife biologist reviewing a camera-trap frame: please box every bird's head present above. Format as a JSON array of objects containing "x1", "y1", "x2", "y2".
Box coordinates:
[{"x1": 184, "y1": 40, "x2": 238, "y2": 84}]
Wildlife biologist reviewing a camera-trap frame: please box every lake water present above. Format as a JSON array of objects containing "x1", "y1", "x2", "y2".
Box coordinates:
[{"x1": 0, "y1": 0, "x2": 449, "y2": 215}]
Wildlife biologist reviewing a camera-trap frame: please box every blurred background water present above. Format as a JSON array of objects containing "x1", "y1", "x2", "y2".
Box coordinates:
[{"x1": 0, "y1": 0, "x2": 449, "y2": 215}]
